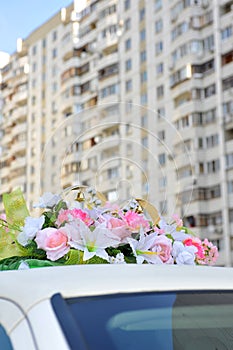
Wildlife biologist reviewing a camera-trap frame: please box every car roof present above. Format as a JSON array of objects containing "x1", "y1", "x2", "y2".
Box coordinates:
[{"x1": 1, "y1": 264, "x2": 233, "y2": 310}]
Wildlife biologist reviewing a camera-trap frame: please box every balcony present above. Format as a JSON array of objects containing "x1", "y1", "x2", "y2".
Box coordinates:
[
  {"x1": 97, "y1": 34, "x2": 119, "y2": 55},
  {"x1": 12, "y1": 89, "x2": 27, "y2": 106},
  {"x1": 11, "y1": 106, "x2": 27, "y2": 124},
  {"x1": 11, "y1": 123, "x2": 27, "y2": 137},
  {"x1": 10, "y1": 140, "x2": 27, "y2": 155},
  {"x1": 10, "y1": 157, "x2": 26, "y2": 171}
]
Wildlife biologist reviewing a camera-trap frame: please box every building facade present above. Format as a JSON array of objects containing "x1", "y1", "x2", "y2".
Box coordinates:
[{"x1": 1, "y1": 0, "x2": 233, "y2": 265}]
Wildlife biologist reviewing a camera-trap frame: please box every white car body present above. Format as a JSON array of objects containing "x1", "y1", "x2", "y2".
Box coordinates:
[{"x1": 1, "y1": 264, "x2": 233, "y2": 350}]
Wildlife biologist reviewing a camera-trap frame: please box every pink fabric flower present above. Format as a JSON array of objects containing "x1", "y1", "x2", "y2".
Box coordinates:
[
  {"x1": 199, "y1": 238, "x2": 219, "y2": 265},
  {"x1": 154, "y1": 226, "x2": 165, "y2": 235},
  {"x1": 172, "y1": 214, "x2": 183, "y2": 227},
  {"x1": 183, "y1": 237, "x2": 205, "y2": 260},
  {"x1": 123, "y1": 211, "x2": 150, "y2": 231},
  {"x1": 35, "y1": 227, "x2": 70, "y2": 261},
  {"x1": 151, "y1": 235, "x2": 172, "y2": 263},
  {"x1": 56, "y1": 209, "x2": 93, "y2": 227},
  {"x1": 107, "y1": 217, "x2": 131, "y2": 241}
]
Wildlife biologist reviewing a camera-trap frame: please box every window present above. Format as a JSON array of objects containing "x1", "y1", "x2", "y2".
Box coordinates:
[
  {"x1": 204, "y1": 84, "x2": 216, "y2": 98},
  {"x1": 206, "y1": 134, "x2": 219, "y2": 148},
  {"x1": 157, "y1": 85, "x2": 164, "y2": 99},
  {"x1": 100, "y1": 84, "x2": 118, "y2": 98},
  {"x1": 155, "y1": 0, "x2": 162, "y2": 11},
  {"x1": 125, "y1": 38, "x2": 131, "y2": 51},
  {"x1": 140, "y1": 93, "x2": 148, "y2": 105},
  {"x1": 141, "y1": 136, "x2": 148, "y2": 147},
  {"x1": 124, "y1": 0, "x2": 130, "y2": 10},
  {"x1": 228, "y1": 180, "x2": 233, "y2": 194},
  {"x1": 42, "y1": 38, "x2": 46, "y2": 48},
  {"x1": 171, "y1": 22, "x2": 189, "y2": 41},
  {"x1": 155, "y1": 41, "x2": 163, "y2": 55},
  {"x1": 0, "y1": 325, "x2": 13, "y2": 350},
  {"x1": 155, "y1": 19, "x2": 163, "y2": 33},
  {"x1": 157, "y1": 107, "x2": 165, "y2": 119},
  {"x1": 159, "y1": 176, "x2": 167, "y2": 188},
  {"x1": 125, "y1": 18, "x2": 131, "y2": 31},
  {"x1": 223, "y1": 101, "x2": 233, "y2": 116},
  {"x1": 52, "y1": 101, "x2": 57, "y2": 113},
  {"x1": 32, "y1": 45, "x2": 37, "y2": 55},
  {"x1": 156, "y1": 62, "x2": 164, "y2": 75},
  {"x1": 139, "y1": 8, "x2": 145, "y2": 21},
  {"x1": 52, "y1": 48, "x2": 57, "y2": 58},
  {"x1": 226, "y1": 154, "x2": 233, "y2": 168},
  {"x1": 207, "y1": 159, "x2": 220, "y2": 173},
  {"x1": 141, "y1": 114, "x2": 148, "y2": 127},
  {"x1": 52, "y1": 30, "x2": 57, "y2": 41},
  {"x1": 221, "y1": 26, "x2": 232, "y2": 40},
  {"x1": 125, "y1": 59, "x2": 132, "y2": 71},
  {"x1": 223, "y1": 75, "x2": 233, "y2": 91},
  {"x1": 158, "y1": 130, "x2": 165, "y2": 141},
  {"x1": 158, "y1": 153, "x2": 166, "y2": 166},
  {"x1": 108, "y1": 167, "x2": 119, "y2": 179},
  {"x1": 140, "y1": 29, "x2": 146, "y2": 41},
  {"x1": 140, "y1": 71, "x2": 147, "y2": 83},
  {"x1": 125, "y1": 79, "x2": 132, "y2": 92},
  {"x1": 32, "y1": 62, "x2": 37, "y2": 72},
  {"x1": 140, "y1": 50, "x2": 147, "y2": 63}
]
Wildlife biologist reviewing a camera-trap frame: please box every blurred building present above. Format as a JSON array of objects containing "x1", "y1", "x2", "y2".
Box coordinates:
[{"x1": 1, "y1": 0, "x2": 233, "y2": 265}]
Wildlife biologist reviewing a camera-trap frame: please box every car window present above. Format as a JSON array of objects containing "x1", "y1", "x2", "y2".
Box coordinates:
[
  {"x1": 52, "y1": 291, "x2": 233, "y2": 350},
  {"x1": 0, "y1": 325, "x2": 13, "y2": 350}
]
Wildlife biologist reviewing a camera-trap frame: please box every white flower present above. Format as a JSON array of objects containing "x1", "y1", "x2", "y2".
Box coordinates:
[
  {"x1": 109, "y1": 253, "x2": 126, "y2": 264},
  {"x1": 128, "y1": 229, "x2": 162, "y2": 264},
  {"x1": 18, "y1": 261, "x2": 30, "y2": 270},
  {"x1": 172, "y1": 241, "x2": 197, "y2": 265},
  {"x1": 66, "y1": 219, "x2": 120, "y2": 262},
  {"x1": 171, "y1": 229, "x2": 191, "y2": 241},
  {"x1": 159, "y1": 217, "x2": 177, "y2": 236},
  {"x1": 17, "y1": 216, "x2": 45, "y2": 246},
  {"x1": 33, "y1": 192, "x2": 61, "y2": 208}
]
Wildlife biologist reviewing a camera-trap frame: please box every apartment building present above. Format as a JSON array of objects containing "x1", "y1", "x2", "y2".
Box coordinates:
[{"x1": 1, "y1": 0, "x2": 233, "y2": 265}]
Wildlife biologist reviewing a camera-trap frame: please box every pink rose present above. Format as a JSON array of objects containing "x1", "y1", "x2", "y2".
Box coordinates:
[
  {"x1": 151, "y1": 235, "x2": 172, "y2": 263},
  {"x1": 107, "y1": 217, "x2": 131, "y2": 241},
  {"x1": 56, "y1": 209, "x2": 93, "y2": 227},
  {"x1": 123, "y1": 211, "x2": 150, "y2": 231},
  {"x1": 35, "y1": 227, "x2": 70, "y2": 261}
]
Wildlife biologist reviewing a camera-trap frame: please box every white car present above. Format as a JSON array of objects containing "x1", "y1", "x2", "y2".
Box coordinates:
[{"x1": 1, "y1": 264, "x2": 233, "y2": 350}]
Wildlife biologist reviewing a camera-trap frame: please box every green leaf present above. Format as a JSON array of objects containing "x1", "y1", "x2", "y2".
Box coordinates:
[
  {"x1": 64, "y1": 249, "x2": 84, "y2": 265},
  {"x1": 85, "y1": 255, "x2": 109, "y2": 264}
]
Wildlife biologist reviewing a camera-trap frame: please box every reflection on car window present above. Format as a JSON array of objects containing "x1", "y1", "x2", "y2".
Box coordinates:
[
  {"x1": 0, "y1": 325, "x2": 13, "y2": 350},
  {"x1": 52, "y1": 292, "x2": 233, "y2": 350}
]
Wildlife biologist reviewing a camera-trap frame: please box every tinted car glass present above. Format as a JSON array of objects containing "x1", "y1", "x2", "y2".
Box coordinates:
[
  {"x1": 52, "y1": 291, "x2": 233, "y2": 350},
  {"x1": 0, "y1": 325, "x2": 13, "y2": 350}
]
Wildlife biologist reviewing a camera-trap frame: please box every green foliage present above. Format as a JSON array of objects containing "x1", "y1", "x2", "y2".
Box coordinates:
[
  {"x1": 64, "y1": 249, "x2": 84, "y2": 265},
  {"x1": 0, "y1": 256, "x2": 63, "y2": 270},
  {"x1": 42, "y1": 200, "x2": 68, "y2": 228}
]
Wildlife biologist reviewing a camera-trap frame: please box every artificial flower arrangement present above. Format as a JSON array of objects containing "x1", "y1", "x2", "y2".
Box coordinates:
[{"x1": 0, "y1": 186, "x2": 219, "y2": 270}]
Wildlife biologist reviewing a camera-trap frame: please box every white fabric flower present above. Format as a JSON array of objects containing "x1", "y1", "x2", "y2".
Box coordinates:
[
  {"x1": 33, "y1": 192, "x2": 61, "y2": 208},
  {"x1": 172, "y1": 241, "x2": 197, "y2": 265},
  {"x1": 109, "y1": 253, "x2": 126, "y2": 264},
  {"x1": 17, "y1": 216, "x2": 45, "y2": 246},
  {"x1": 65, "y1": 219, "x2": 120, "y2": 262}
]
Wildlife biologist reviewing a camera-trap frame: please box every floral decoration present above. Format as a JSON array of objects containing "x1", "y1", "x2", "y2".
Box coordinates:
[{"x1": 0, "y1": 187, "x2": 219, "y2": 270}]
